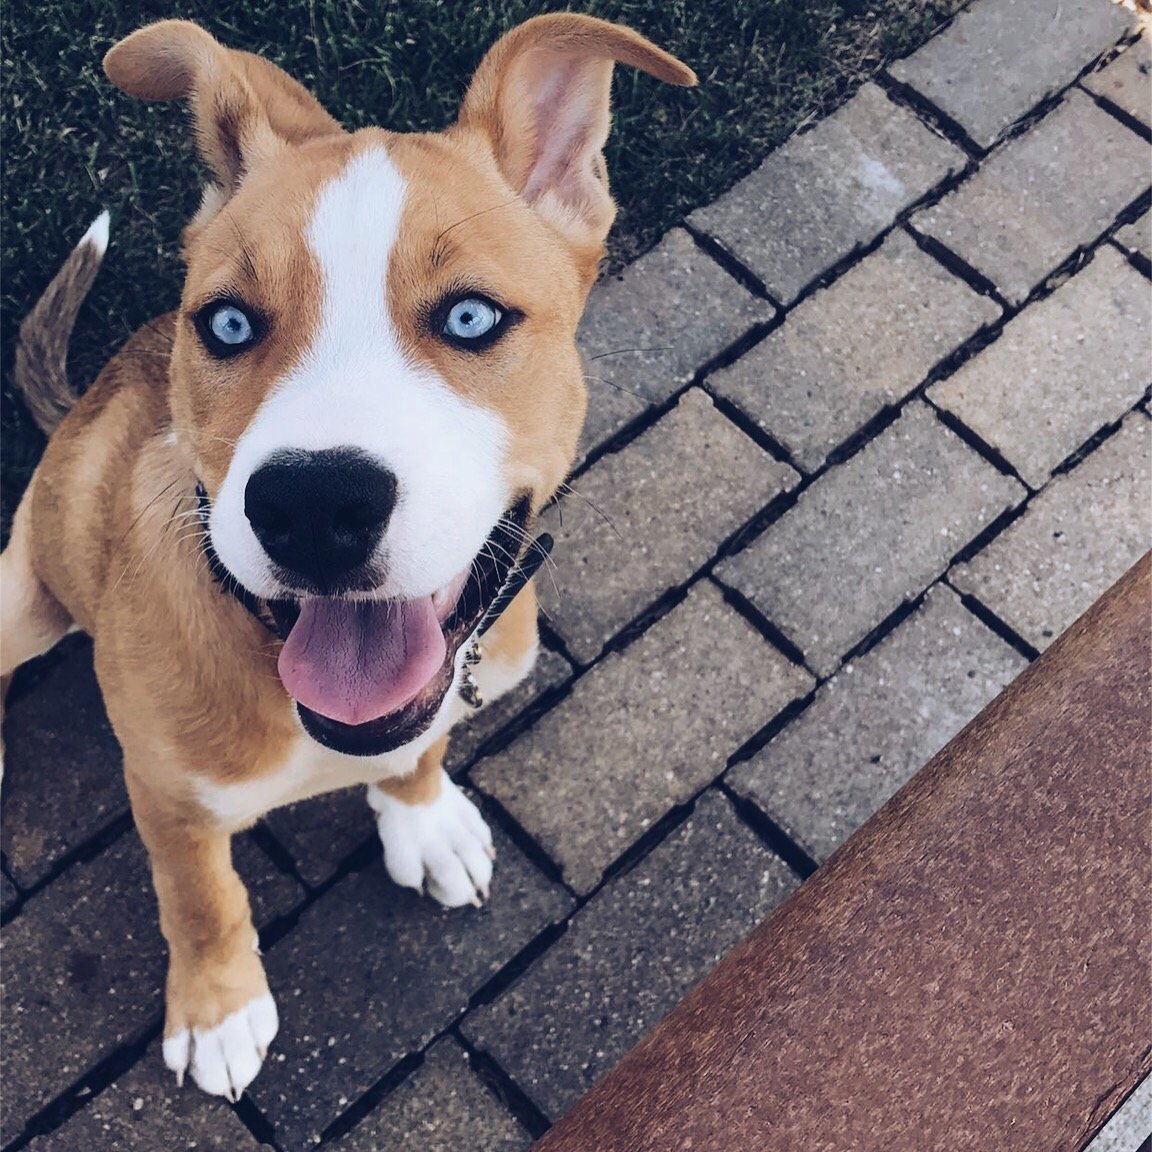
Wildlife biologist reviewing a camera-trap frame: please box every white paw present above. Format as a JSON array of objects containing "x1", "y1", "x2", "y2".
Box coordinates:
[
  {"x1": 163, "y1": 991, "x2": 278, "y2": 1101},
  {"x1": 368, "y1": 770, "x2": 495, "y2": 908}
]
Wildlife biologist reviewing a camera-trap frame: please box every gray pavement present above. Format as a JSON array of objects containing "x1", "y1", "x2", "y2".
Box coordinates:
[{"x1": 2, "y1": 2, "x2": 1149, "y2": 1149}]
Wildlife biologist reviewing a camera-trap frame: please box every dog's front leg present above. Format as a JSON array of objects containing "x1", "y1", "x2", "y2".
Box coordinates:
[
  {"x1": 368, "y1": 737, "x2": 495, "y2": 908},
  {"x1": 126, "y1": 767, "x2": 276, "y2": 1100}
]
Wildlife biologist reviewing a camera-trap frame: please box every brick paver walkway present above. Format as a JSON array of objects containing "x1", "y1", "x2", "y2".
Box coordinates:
[{"x1": 2, "y1": 1, "x2": 1149, "y2": 1148}]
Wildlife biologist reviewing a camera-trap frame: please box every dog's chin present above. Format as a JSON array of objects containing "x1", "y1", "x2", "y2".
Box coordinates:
[{"x1": 249, "y1": 498, "x2": 531, "y2": 758}]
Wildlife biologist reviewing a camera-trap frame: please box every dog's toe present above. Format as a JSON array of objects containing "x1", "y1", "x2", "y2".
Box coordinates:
[
  {"x1": 165, "y1": 991, "x2": 279, "y2": 1101},
  {"x1": 370, "y1": 770, "x2": 495, "y2": 908}
]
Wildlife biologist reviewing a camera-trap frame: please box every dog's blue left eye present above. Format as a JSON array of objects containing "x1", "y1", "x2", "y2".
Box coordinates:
[
  {"x1": 443, "y1": 298, "x2": 501, "y2": 342},
  {"x1": 209, "y1": 305, "x2": 255, "y2": 347}
]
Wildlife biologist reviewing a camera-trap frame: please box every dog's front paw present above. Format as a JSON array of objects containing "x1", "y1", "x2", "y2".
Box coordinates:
[
  {"x1": 368, "y1": 771, "x2": 495, "y2": 908},
  {"x1": 163, "y1": 945, "x2": 278, "y2": 1101}
]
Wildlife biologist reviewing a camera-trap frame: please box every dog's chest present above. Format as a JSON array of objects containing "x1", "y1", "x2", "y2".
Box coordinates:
[{"x1": 193, "y1": 729, "x2": 432, "y2": 830}]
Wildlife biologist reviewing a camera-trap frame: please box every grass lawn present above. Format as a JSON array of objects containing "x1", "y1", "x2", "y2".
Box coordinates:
[{"x1": 0, "y1": 0, "x2": 965, "y2": 533}]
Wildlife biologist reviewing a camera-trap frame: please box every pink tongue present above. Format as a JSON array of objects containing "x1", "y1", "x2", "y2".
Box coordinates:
[{"x1": 277, "y1": 597, "x2": 447, "y2": 726}]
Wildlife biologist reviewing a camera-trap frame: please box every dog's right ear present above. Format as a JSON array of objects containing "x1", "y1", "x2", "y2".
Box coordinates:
[{"x1": 104, "y1": 21, "x2": 342, "y2": 196}]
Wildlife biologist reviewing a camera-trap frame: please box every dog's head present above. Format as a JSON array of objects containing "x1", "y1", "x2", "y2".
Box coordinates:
[{"x1": 104, "y1": 17, "x2": 694, "y2": 755}]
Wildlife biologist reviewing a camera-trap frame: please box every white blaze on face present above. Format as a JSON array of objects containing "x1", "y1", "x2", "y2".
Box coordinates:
[{"x1": 210, "y1": 146, "x2": 511, "y2": 601}]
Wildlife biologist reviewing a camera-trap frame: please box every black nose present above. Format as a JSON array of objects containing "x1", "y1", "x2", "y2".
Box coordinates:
[{"x1": 244, "y1": 448, "x2": 397, "y2": 592}]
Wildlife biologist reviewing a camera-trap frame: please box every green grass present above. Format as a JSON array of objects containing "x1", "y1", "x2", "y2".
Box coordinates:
[{"x1": 0, "y1": 0, "x2": 965, "y2": 533}]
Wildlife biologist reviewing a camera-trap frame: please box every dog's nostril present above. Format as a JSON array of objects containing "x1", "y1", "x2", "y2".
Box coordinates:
[{"x1": 244, "y1": 448, "x2": 398, "y2": 589}]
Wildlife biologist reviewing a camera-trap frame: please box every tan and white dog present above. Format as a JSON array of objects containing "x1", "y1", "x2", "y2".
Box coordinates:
[{"x1": 1, "y1": 16, "x2": 694, "y2": 1100}]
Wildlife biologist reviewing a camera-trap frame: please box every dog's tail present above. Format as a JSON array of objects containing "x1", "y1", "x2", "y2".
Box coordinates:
[{"x1": 13, "y1": 210, "x2": 110, "y2": 437}]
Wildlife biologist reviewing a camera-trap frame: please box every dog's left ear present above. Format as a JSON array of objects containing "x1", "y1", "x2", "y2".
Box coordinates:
[{"x1": 457, "y1": 14, "x2": 695, "y2": 251}]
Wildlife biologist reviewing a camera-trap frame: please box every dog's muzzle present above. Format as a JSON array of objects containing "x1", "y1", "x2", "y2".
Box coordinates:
[{"x1": 197, "y1": 487, "x2": 549, "y2": 756}]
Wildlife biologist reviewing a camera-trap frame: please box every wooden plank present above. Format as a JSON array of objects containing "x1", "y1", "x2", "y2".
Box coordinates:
[{"x1": 536, "y1": 553, "x2": 1152, "y2": 1152}]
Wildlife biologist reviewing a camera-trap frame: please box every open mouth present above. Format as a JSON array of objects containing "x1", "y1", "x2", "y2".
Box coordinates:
[{"x1": 256, "y1": 497, "x2": 534, "y2": 756}]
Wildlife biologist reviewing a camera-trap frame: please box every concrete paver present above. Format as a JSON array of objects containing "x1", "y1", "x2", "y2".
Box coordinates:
[
  {"x1": 249, "y1": 823, "x2": 572, "y2": 1150},
  {"x1": 1082, "y1": 37, "x2": 1152, "y2": 129},
  {"x1": 1, "y1": 640, "x2": 127, "y2": 888},
  {"x1": 888, "y1": 0, "x2": 1132, "y2": 148},
  {"x1": 333, "y1": 1039, "x2": 531, "y2": 1152},
  {"x1": 728, "y1": 584, "x2": 1027, "y2": 861},
  {"x1": 913, "y1": 90, "x2": 1150, "y2": 304},
  {"x1": 445, "y1": 647, "x2": 572, "y2": 773},
  {"x1": 716, "y1": 402, "x2": 1025, "y2": 677},
  {"x1": 1, "y1": 871, "x2": 18, "y2": 915},
  {"x1": 928, "y1": 246, "x2": 1150, "y2": 487},
  {"x1": 0, "y1": 831, "x2": 301, "y2": 1143},
  {"x1": 951, "y1": 413, "x2": 1152, "y2": 651},
  {"x1": 576, "y1": 227, "x2": 776, "y2": 461},
  {"x1": 463, "y1": 791, "x2": 798, "y2": 1119},
  {"x1": 690, "y1": 83, "x2": 965, "y2": 305},
  {"x1": 1116, "y1": 209, "x2": 1152, "y2": 262},
  {"x1": 474, "y1": 581, "x2": 812, "y2": 895},
  {"x1": 708, "y1": 230, "x2": 1000, "y2": 471},
  {"x1": 541, "y1": 389, "x2": 798, "y2": 663},
  {"x1": 25, "y1": 1043, "x2": 265, "y2": 1152}
]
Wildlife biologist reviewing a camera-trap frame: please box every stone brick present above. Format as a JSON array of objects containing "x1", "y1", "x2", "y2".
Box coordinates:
[
  {"x1": 0, "y1": 830, "x2": 300, "y2": 1143},
  {"x1": 473, "y1": 581, "x2": 812, "y2": 895},
  {"x1": 444, "y1": 647, "x2": 572, "y2": 774},
  {"x1": 709, "y1": 230, "x2": 1000, "y2": 471},
  {"x1": 913, "y1": 90, "x2": 1150, "y2": 304},
  {"x1": 248, "y1": 821, "x2": 572, "y2": 1150},
  {"x1": 264, "y1": 788, "x2": 377, "y2": 890},
  {"x1": 576, "y1": 228, "x2": 776, "y2": 461},
  {"x1": 464, "y1": 791, "x2": 797, "y2": 1119},
  {"x1": 928, "y1": 247, "x2": 1149, "y2": 488},
  {"x1": 728, "y1": 585, "x2": 1027, "y2": 862},
  {"x1": 540, "y1": 390, "x2": 799, "y2": 663},
  {"x1": 1, "y1": 836, "x2": 162, "y2": 1144},
  {"x1": 26, "y1": 1044, "x2": 265, "y2": 1152},
  {"x1": 690, "y1": 84, "x2": 965, "y2": 305},
  {"x1": 889, "y1": 0, "x2": 1131, "y2": 148},
  {"x1": 1116, "y1": 209, "x2": 1152, "y2": 262},
  {"x1": 715, "y1": 403, "x2": 1025, "y2": 677},
  {"x1": 951, "y1": 413, "x2": 1152, "y2": 651},
  {"x1": 1, "y1": 638, "x2": 128, "y2": 888},
  {"x1": 1, "y1": 870, "x2": 18, "y2": 916},
  {"x1": 1082, "y1": 37, "x2": 1152, "y2": 130},
  {"x1": 333, "y1": 1039, "x2": 530, "y2": 1152}
]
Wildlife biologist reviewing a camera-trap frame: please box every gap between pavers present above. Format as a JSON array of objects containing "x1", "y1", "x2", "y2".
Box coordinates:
[
  {"x1": 707, "y1": 229, "x2": 1001, "y2": 473},
  {"x1": 473, "y1": 580, "x2": 813, "y2": 896},
  {"x1": 927, "y1": 245, "x2": 1150, "y2": 489},
  {"x1": 912, "y1": 88, "x2": 1150, "y2": 305},
  {"x1": 689, "y1": 83, "x2": 966, "y2": 307},
  {"x1": 887, "y1": 0, "x2": 1132, "y2": 150},
  {"x1": 246, "y1": 819, "x2": 572, "y2": 1151},
  {"x1": 950, "y1": 412, "x2": 1152, "y2": 653},
  {"x1": 540, "y1": 388, "x2": 798, "y2": 664},
  {"x1": 462, "y1": 789, "x2": 799, "y2": 1121},
  {"x1": 575, "y1": 227, "x2": 776, "y2": 465},
  {"x1": 728, "y1": 583, "x2": 1028, "y2": 862},
  {"x1": 715, "y1": 401, "x2": 1026, "y2": 679},
  {"x1": 328, "y1": 1038, "x2": 531, "y2": 1152}
]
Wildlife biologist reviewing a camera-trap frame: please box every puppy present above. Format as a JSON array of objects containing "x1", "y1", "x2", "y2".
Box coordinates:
[{"x1": 1, "y1": 16, "x2": 694, "y2": 1100}]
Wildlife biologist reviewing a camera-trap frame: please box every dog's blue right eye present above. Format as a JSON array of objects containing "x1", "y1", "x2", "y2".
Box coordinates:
[{"x1": 209, "y1": 305, "x2": 254, "y2": 347}]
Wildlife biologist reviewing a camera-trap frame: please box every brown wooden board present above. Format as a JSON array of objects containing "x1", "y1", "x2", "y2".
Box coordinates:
[{"x1": 536, "y1": 553, "x2": 1152, "y2": 1152}]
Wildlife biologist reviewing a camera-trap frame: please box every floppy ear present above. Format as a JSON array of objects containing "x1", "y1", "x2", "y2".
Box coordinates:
[
  {"x1": 457, "y1": 14, "x2": 695, "y2": 247},
  {"x1": 104, "y1": 20, "x2": 343, "y2": 196}
]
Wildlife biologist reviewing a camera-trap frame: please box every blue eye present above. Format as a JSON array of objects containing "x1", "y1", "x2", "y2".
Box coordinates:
[
  {"x1": 209, "y1": 304, "x2": 254, "y2": 346},
  {"x1": 443, "y1": 297, "x2": 502, "y2": 343},
  {"x1": 196, "y1": 301, "x2": 259, "y2": 357}
]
